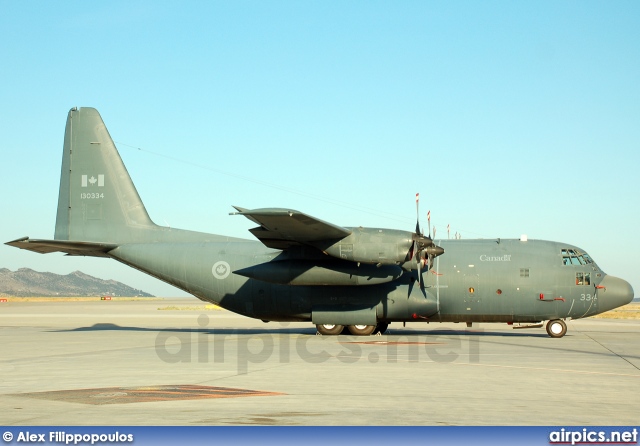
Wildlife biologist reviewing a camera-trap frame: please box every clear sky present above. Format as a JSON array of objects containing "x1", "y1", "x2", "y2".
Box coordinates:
[{"x1": 1, "y1": 1, "x2": 638, "y2": 297}]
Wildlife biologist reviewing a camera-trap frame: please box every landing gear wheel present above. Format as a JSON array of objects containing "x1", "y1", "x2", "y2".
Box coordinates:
[
  {"x1": 373, "y1": 322, "x2": 389, "y2": 335},
  {"x1": 546, "y1": 319, "x2": 567, "y2": 338},
  {"x1": 347, "y1": 324, "x2": 376, "y2": 336},
  {"x1": 316, "y1": 324, "x2": 344, "y2": 335}
]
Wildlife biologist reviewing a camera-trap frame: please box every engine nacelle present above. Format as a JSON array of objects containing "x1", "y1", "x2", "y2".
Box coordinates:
[
  {"x1": 234, "y1": 259, "x2": 403, "y2": 286},
  {"x1": 315, "y1": 227, "x2": 414, "y2": 265}
]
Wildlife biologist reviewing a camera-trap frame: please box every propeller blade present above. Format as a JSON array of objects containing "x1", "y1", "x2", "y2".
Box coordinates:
[
  {"x1": 409, "y1": 193, "x2": 445, "y2": 288},
  {"x1": 417, "y1": 252, "x2": 424, "y2": 287},
  {"x1": 415, "y1": 193, "x2": 421, "y2": 235}
]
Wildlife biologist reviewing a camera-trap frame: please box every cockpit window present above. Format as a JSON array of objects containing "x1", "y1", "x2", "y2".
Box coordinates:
[
  {"x1": 576, "y1": 272, "x2": 591, "y2": 286},
  {"x1": 562, "y1": 248, "x2": 593, "y2": 266}
]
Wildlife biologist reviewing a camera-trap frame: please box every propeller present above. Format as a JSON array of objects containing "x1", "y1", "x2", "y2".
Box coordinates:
[{"x1": 411, "y1": 194, "x2": 444, "y2": 286}]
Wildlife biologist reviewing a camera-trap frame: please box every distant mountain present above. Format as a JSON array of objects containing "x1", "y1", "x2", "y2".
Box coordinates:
[{"x1": 0, "y1": 268, "x2": 154, "y2": 297}]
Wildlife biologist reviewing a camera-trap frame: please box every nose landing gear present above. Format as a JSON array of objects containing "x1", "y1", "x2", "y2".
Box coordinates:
[{"x1": 546, "y1": 319, "x2": 567, "y2": 338}]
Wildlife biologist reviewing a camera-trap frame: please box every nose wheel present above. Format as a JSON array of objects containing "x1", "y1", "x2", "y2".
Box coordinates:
[{"x1": 546, "y1": 319, "x2": 567, "y2": 338}]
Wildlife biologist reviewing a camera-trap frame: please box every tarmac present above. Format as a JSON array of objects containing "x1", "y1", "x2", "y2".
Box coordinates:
[{"x1": 1, "y1": 298, "x2": 638, "y2": 426}]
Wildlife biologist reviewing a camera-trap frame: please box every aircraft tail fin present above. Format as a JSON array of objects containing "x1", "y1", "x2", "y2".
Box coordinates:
[{"x1": 54, "y1": 107, "x2": 157, "y2": 243}]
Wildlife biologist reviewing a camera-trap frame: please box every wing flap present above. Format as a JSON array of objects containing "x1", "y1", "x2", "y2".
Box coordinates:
[
  {"x1": 232, "y1": 207, "x2": 351, "y2": 248},
  {"x1": 5, "y1": 237, "x2": 117, "y2": 257}
]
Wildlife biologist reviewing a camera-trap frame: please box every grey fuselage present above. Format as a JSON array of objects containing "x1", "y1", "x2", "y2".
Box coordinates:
[{"x1": 108, "y1": 231, "x2": 630, "y2": 325}]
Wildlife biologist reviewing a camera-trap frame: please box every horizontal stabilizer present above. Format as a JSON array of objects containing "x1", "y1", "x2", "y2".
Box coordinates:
[
  {"x1": 231, "y1": 207, "x2": 351, "y2": 249},
  {"x1": 5, "y1": 237, "x2": 117, "y2": 257}
]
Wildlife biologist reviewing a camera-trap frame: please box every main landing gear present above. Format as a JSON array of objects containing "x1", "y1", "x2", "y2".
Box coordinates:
[
  {"x1": 315, "y1": 324, "x2": 344, "y2": 335},
  {"x1": 316, "y1": 323, "x2": 389, "y2": 336}
]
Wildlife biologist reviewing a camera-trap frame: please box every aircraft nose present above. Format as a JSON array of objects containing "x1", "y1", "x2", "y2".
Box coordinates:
[{"x1": 598, "y1": 275, "x2": 634, "y2": 312}]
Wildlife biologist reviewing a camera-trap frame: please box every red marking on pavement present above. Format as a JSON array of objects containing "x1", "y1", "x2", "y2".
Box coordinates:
[{"x1": 14, "y1": 385, "x2": 284, "y2": 405}]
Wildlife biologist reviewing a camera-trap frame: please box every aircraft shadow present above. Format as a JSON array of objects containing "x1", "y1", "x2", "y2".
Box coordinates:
[
  {"x1": 56, "y1": 323, "x2": 549, "y2": 338},
  {"x1": 54, "y1": 323, "x2": 317, "y2": 335},
  {"x1": 50, "y1": 324, "x2": 640, "y2": 361}
]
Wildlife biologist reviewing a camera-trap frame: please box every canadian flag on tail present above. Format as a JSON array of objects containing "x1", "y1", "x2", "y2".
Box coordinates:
[{"x1": 81, "y1": 174, "x2": 104, "y2": 187}]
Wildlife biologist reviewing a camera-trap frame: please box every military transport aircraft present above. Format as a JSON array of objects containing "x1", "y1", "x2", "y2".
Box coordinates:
[{"x1": 6, "y1": 108, "x2": 634, "y2": 337}]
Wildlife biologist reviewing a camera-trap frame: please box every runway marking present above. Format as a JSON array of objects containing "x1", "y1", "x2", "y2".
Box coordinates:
[
  {"x1": 344, "y1": 341, "x2": 445, "y2": 345},
  {"x1": 13, "y1": 384, "x2": 284, "y2": 405}
]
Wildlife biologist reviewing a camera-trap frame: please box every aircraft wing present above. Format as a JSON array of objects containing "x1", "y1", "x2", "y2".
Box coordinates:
[
  {"x1": 5, "y1": 237, "x2": 117, "y2": 257},
  {"x1": 232, "y1": 207, "x2": 352, "y2": 250}
]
